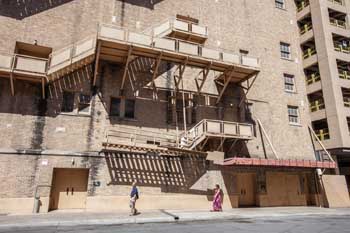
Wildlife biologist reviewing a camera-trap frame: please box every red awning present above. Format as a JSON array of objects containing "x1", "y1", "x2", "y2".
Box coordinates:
[{"x1": 223, "y1": 157, "x2": 336, "y2": 169}]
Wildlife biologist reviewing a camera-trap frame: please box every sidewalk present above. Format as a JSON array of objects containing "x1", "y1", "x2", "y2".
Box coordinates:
[{"x1": 0, "y1": 207, "x2": 350, "y2": 228}]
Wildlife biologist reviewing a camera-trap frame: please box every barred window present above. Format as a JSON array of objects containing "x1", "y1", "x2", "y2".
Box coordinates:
[
  {"x1": 288, "y1": 106, "x2": 299, "y2": 124},
  {"x1": 284, "y1": 74, "x2": 295, "y2": 92},
  {"x1": 280, "y1": 42, "x2": 291, "y2": 59},
  {"x1": 275, "y1": 0, "x2": 285, "y2": 9}
]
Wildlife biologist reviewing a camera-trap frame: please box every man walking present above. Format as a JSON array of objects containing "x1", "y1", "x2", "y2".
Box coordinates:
[{"x1": 129, "y1": 181, "x2": 139, "y2": 216}]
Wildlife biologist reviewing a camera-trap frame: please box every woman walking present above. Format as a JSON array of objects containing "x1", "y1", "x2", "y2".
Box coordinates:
[
  {"x1": 129, "y1": 181, "x2": 139, "y2": 216},
  {"x1": 212, "y1": 184, "x2": 223, "y2": 211}
]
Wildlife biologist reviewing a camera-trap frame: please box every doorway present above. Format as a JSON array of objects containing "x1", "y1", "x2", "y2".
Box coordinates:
[
  {"x1": 49, "y1": 168, "x2": 89, "y2": 211},
  {"x1": 237, "y1": 173, "x2": 256, "y2": 207}
]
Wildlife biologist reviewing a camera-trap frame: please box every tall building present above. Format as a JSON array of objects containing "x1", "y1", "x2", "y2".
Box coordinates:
[
  {"x1": 297, "y1": 0, "x2": 350, "y2": 192},
  {"x1": 0, "y1": 0, "x2": 348, "y2": 213}
]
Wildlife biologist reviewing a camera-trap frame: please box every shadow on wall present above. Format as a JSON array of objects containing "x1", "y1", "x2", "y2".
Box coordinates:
[
  {"x1": 116, "y1": 0, "x2": 164, "y2": 10},
  {"x1": 0, "y1": 64, "x2": 93, "y2": 117},
  {"x1": 0, "y1": 0, "x2": 74, "y2": 19},
  {"x1": 104, "y1": 150, "x2": 209, "y2": 195}
]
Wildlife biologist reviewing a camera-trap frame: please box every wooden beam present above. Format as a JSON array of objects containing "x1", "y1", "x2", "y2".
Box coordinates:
[
  {"x1": 216, "y1": 71, "x2": 234, "y2": 104},
  {"x1": 174, "y1": 57, "x2": 189, "y2": 90},
  {"x1": 257, "y1": 118, "x2": 279, "y2": 159},
  {"x1": 151, "y1": 52, "x2": 163, "y2": 94},
  {"x1": 238, "y1": 72, "x2": 259, "y2": 108},
  {"x1": 196, "y1": 62, "x2": 212, "y2": 94},
  {"x1": 93, "y1": 41, "x2": 101, "y2": 86},
  {"x1": 41, "y1": 78, "x2": 46, "y2": 99},
  {"x1": 10, "y1": 73, "x2": 14, "y2": 96},
  {"x1": 120, "y1": 46, "x2": 133, "y2": 92}
]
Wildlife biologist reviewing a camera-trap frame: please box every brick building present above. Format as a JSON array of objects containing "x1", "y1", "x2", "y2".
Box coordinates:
[{"x1": 0, "y1": 0, "x2": 349, "y2": 213}]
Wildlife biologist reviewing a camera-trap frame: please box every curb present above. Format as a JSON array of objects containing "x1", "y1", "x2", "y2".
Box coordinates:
[{"x1": 0, "y1": 210, "x2": 350, "y2": 229}]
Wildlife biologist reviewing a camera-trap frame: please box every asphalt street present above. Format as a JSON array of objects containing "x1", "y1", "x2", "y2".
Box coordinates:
[{"x1": 1, "y1": 215, "x2": 350, "y2": 233}]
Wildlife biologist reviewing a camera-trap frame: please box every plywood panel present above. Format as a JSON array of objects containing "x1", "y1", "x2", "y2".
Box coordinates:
[
  {"x1": 237, "y1": 173, "x2": 256, "y2": 206},
  {"x1": 50, "y1": 168, "x2": 89, "y2": 210},
  {"x1": 322, "y1": 175, "x2": 350, "y2": 208}
]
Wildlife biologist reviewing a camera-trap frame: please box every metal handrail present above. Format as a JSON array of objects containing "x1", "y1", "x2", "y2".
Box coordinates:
[
  {"x1": 306, "y1": 73, "x2": 321, "y2": 85},
  {"x1": 334, "y1": 42, "x2": 350, "y2": 53},
  {"x1": 12, "y1": 54, "x2": 48, "y2": 74},
  {"x1": 314, "y1": 128, "x2": 330, "y2": 141},
  {"x1": 328, "y1": 0, "x2": 343, "y2": 5},
  {"x1": 98, "y1": 23, "x2": 260, "y2": 68},
  {"x1": 179, "y1": 119, "x2": 253, "y2": 148},
  {"x1": 300, "y1": 23, "x2": 312, "y2": 35},
  {"x1": 339, "y1": 70, "x2": 350, "y2": 80},
  {"x1": 303, "y1": 47, "x2": 316, "y2": 59},
  {"x1": 344, "y1": 97, "x2": 350, "y2": 107},
  {"x1": 309, "y1": 99, "x2": 325, "y2": 112},
  {"x1": 330, "y1": 18, "x2": 346, "y2": 29},
  {"x1": 297, "y1": 1, "x2": 310, "y2": 12}
]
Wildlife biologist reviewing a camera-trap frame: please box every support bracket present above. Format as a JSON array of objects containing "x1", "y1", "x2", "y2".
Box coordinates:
[{"x1": 120, "y1": 46, "x2": 133, "y2": 94}]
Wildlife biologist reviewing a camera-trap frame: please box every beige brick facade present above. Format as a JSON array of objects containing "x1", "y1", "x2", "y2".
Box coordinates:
[{"x1": 0, "y1": 0, "x2": 346, "y2": 213}]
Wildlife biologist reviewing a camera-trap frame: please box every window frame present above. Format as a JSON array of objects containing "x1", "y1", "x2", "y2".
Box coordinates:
[
  {"x1": 78, "y1": 93, "x2": 92, "y2": 115},
  {"x1": 287, "y1": 105, "x2": 300, "y2": 125},
  {"x1": 124, "y1": 98, "x2": 136, "y2": 119},
  {"x1": 61, "y1": 90, "x2": 76, "y2": 113},
  {"x1": 280, "y1": 42, "x2": 291, "y2": 60},
  {"x1": 275, "y1": 0, "x2": 285, "y2": 9},
  {"x1": 110, "y1": 97, "x2": 122, "y2": 117},
  {"x1": 284, "y1": 73, "x2": 296, "y2": 93},
  {"x1": 109, "y1": 96, "x2": 136, "y2": 119}
]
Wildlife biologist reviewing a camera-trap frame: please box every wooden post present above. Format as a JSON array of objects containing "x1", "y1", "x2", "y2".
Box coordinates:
[
  {"x1": 308, "y1": 125, "x2": 334, "y2": 162},
  {"x1": 41, "y1": 78, "x2": 46, "y2": 99},
  {"x1": 93, "y1": 41, "x2": 101, "y2": 86},
  {"x1": 10, "y1": 73, "x2": 14, "y2": 96},
  {"x1": 216, "y1": 73, "x2": 233, "y2": 104},
  {"x1": 197, "y1": 62, "x2": 212, "y2": 94},
  {"x1": 120, "y1": 47, "x2": 133, "y2": 93},
  {"x1": 257, "y1": 118, "x2": 279, "y2": 159}
]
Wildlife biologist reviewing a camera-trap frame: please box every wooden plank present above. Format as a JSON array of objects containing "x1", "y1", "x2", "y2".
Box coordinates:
[
  {"x1": 93, "y1": 41, "x2": 101, "y2": 86},
  {"x1": 216, "y1": 71, "x2": 233, "y2": 104},
  {"x1": 10, "y1": 73, "x2": 14, "y2": 96},
  {"x1": 151, "y1": 52, "x2": 163, "y2": 94},
  {"x1": 120, "y1": 47, "x2": 133, "y2": 92},
  {"x1": 196, "y1": 62, "x2": 212, "y2": 94},
  {"x1": 41, "y1": 78, "x2": 46, "y2": 99}
]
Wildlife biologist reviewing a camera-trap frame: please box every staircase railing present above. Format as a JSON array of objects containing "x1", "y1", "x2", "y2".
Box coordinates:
[
  {"x1": 179, "y1": 119, "x2": 254, "y2": 149},
  {"x1": 105, "y1": 126, "x2": 178, "y2": 148},
  {"x1": 98, "y1": 23, "x2": 260, "y2": 69}
]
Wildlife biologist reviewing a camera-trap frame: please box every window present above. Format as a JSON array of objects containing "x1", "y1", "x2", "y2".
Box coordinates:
[
  {"x1": 110, "y1": 97, "x2": 121, "y2": 116},
  {"x1": 288, "y1": 106, "x2": 299, "y2": 124},
  {"x1": 275, "y1": 0, "x2": 285, "y2": 9},
  {"x1": 61, "y1": 91, "x2": 75, "y2": 113},
  {"x1": 110, "y1": 97, "x2": 135, "y2": 118},
  {"x1": 125, "y1": 99, "x2": 135, "y2": 119},
  {"x1": 280, "y1": 42, "x2": 291, "y2": 59},
  {"x1": 78, "y1": 94, "x2": 91, "y2": 114},
  {"x1": 284, "y1": 74, "x2": 296, "y2": 92}
]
